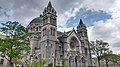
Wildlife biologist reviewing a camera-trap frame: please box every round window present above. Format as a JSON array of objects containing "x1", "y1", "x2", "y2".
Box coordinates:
[{"x1": 70, "y1": 42, "x2": 75, "y2": 49}]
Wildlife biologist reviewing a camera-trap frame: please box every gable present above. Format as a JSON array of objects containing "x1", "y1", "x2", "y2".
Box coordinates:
[{"x1": 67, "y1": 29, "x2": 81, "y2": 46}]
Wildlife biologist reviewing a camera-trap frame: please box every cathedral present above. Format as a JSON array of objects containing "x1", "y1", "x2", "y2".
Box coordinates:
[{"x1": 27, "y1": 1, "x2": 92, "y2": 67}]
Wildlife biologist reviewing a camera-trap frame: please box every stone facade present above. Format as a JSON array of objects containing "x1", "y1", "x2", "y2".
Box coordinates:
[{"x1": 27, "y1": 1, "x2": 92, "y2": 67}]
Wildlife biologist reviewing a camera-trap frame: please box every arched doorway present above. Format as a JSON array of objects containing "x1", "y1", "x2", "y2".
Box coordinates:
[
  {"x1": 69, "y1": 56, "x2": 72, "y2": 67},
  {"x1": 75, "y1": 56, "x2": 78, "y2": 67}
]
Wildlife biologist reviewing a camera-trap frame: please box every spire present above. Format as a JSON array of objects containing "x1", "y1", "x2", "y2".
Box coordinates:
[
  {"x1": 78, "y1": 19, "x2": 86, "y2": 28},
  {"x1": 47, "y1": 1, "x2": 52, "y2": 8},
  {"x1": 73, "y1": 27, "x2": 75, "y2": 31},
  {"x1": 79, "y1": 19, "x2": 83, "y2": 25}
]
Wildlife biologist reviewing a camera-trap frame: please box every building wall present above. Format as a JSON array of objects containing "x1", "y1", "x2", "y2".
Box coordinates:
[{"x1": 27, "y1": 2, "x2": 92, "y2": 67}]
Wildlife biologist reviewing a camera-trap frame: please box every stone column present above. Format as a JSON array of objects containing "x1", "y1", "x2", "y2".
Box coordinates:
[{"x1": 73, "y1": 56, "x2": 76, "y2": 67}]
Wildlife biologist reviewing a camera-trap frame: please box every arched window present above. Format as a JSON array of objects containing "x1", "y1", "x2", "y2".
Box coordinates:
[
  {"x1": 80, "y1": 32, "x2": 82, "y2": 36},
  {"x1": 36, "y1": 27, "x2": 38, "y2": 31},
  {"x1": 39, "y1": 26, "x2": 41, "y2": 31},
  {"x1": 31, "y1": 27, "x2": 33, "y2": 31},
  {"x1": 85, "y1": 48, "x2": 87, "y2": 55},
  {"x1": 50, "y1": 28, "x2": 52, "y2": 35},
  {"x1": 33, "y1": 26, "x2": 35, "y2": 31},
  {"x1": 51, "y1": 44, "x2": 52, "y2": 48},
  {"x1": 50, "y1": 17, "x2": 53, "y2": 24},
  {"x1": 53, "y1": 29, "x2": 55, "y2": 36},
  {"x1": 43, "y1": 28, "x2": 46, "y2": 36},
  {"x1": 52, "y1": 9, "x2": 54, "y2": 13},
  {"x1": 53, "y1": 19, "x2": 56, "y2": 25}
]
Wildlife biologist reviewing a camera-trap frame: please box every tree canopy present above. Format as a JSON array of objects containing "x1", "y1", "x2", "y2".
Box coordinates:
[
  {"x1": 90, "y1": 40, "x2": 109, "y2": 67},
  {"x1": 0, "y1": 21, "x2": 30, "y2": 66}
]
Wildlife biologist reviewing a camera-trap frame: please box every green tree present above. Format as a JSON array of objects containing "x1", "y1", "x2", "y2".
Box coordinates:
[
  {"x1": 27, "y1": 64, "x2": 31, "y2": 67},
  {"x1": 0, "y1": 21, "x2": 30, "y2": 67},
  {"x1": 34, "y1": 55, "x2": 44, "y2": 67},
  {"x1": 90, "y1": 40, "x2": 109, "y2": 67},
  {"x1": 61, "y1": 56, "x2": 66, "y2": 67},
  {"x1": 101, "y1": 51, "x2": 120, "y2": 67},
  {"x1": 111, "y1": 54, "x2": 120, "y2": 66},
  {"x1": 101, "y1": 50, "x2": 112, "y2": 67}
]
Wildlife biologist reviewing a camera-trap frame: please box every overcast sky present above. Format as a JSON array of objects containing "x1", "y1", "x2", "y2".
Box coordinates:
[{"x1": 0, "y1": 0, "x2": 120, "y2": 54}]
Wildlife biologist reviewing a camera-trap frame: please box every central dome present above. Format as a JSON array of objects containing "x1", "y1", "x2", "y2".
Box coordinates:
[{"x1": 30, "y1": 17, "x2": 42, "y2": 24}]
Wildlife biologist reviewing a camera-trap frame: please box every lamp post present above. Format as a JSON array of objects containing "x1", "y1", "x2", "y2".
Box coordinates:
[{"x1": 52, "y1": 54, "x2": 54, "y2": 67}]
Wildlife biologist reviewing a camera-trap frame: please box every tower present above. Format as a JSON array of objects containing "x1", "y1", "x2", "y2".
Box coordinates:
[
  {"x1": 40, "y1": 1, "x2": 57, "y2": 65},
  {"x1": 77, "y1": 19, "x2": 88, "y2": 39},
  {"x1": 77, "y1": 19, "x2": 92, "y2": 66}
]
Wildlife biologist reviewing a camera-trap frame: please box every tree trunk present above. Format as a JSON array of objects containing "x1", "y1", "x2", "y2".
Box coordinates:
[
  {"x1": 105, "y1": 60, "x2": 109, "y2": 67},
  {"x1": 97, "y1": 56, "x2": 100, "y2": 67},
  {"x1": 8, "y1": 61, "x2": 12, "y2": 67},
  {"x1": 9, "y1": 57, "x2": 12, "y2": 67}
]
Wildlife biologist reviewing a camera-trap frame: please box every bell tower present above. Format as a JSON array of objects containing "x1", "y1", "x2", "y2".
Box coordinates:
[
  {"x1": 43, "y1": 1, "x2": 57, "y2": 26},
  {"x1": 77, "y1": 19, "x2": 92, "y2": 66},
  {"x1": 77, "y1": 19, "x2": 88, "y2": 39},
  {"x1": 40, "y1": 1, "x2": 57, "y2": 66}
]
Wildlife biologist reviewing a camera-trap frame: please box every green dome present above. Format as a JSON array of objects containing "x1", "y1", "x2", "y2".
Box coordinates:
[{"x1": 30, "y1": 17, "x2": 42, "y2": 24}]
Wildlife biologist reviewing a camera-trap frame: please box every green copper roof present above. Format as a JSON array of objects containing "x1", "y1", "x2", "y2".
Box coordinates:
[
  {"x1": 79, "y1": 19, "x2": 86, "y2": 27},
  {"x1": 30, "y1": 17, "x2": 42, "y2": 24},
  {"x1": 47, "y1": 1, "x2": 52, "y2": 8},
  {"x1": 79, "y1": 19, "x2": 83, "y2": 25},
  {"x1": 62, "y1": 31, "x2": 68, "y2": 38}
]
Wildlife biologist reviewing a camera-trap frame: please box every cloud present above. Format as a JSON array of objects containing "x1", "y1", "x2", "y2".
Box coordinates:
[
  {"x1": 0, "y1": 0, "x2": 48, "y2": 25},
  {"x1": 0, "y1": 7, "x2": 10, "y2": 23},
  {"x1": 0, "y1": 0, "x2": 114, "y2": 26},
  {"x1": 87, "y1": 0, "x2": 120, "y2": 54},
  {"x1": 0, "y1": 0, "x2": 83, "y2": 26},
  {"x1": 56, "y1": 0, "x2": 114, "y2": 26},
  {"x1": 57, "y1": 7, "x2": 80, "y2": 26},
  {"x1": 82, "y1": 0, "x2": 114, "y2": 12}
]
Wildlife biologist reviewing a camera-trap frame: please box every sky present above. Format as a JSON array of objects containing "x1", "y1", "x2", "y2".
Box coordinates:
[{"x1": 0, "y1": 0, "x2": 120, "y2": 54}]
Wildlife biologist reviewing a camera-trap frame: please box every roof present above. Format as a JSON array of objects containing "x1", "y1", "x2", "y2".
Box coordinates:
[
  {"x1": 30, "y1": 17, "x2": 42, "y2": 24},
  {"x1": 47, "y1": 1, "x2": 52, "y2": 8},
  {"x1": 78, "y1": 19, "x2": 86, "y2": 27},
  {"x1": 62, "y1": 31, "x2": 68, "y2": 38},
  {"x1": 57, "y1": 31, "x2": 63, "y2": 37},
  {"x1": 79, "y1": 19, "x2": 83, "y2": 25}
]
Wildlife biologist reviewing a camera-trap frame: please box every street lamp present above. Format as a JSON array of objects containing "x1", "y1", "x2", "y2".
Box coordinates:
[{"x1": 52, "y1": 54, "x2": 54, "y2": 67}]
